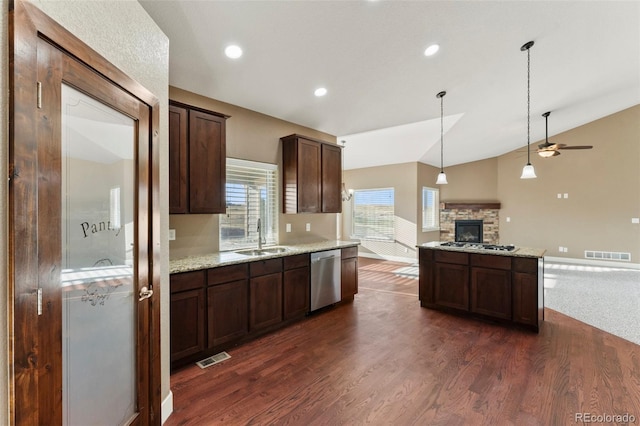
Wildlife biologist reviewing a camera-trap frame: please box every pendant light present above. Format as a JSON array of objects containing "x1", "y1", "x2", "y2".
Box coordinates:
[
  {"x1": 340, "y1": 140, "x2": 353, "y2": 201},
  {"x1": 436, "y1": 90, "x2": 448, "y2": 185},
  {"x1": 520, "y1": 41, "x2": 537, "y2": 179}
]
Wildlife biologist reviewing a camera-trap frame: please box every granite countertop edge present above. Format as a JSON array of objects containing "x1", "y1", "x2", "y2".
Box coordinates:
[
  {"x1": 170, "y1": 240, "x2": 360, "y2": 274},
  {"x1": 418, "y1": 242, "x2": 546, "y2": 259}
]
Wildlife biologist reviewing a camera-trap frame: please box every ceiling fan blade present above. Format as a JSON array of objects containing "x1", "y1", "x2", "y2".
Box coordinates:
[{"x1": 558, "y1": 145, "x2": 593, "y2": 150}]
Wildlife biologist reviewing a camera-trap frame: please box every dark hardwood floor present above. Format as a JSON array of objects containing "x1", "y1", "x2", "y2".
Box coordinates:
[{"x1": 167, "y1": 258, "x2": 640, "y2": 425}]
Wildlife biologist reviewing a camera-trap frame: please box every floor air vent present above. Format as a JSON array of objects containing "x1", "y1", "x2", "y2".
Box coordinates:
[
  {"x1": 196, "y1": 351, "x2": 231, "y2": 369},
  {"x1": 584, "y1": 250, "x2": 631, "y2": 262}
]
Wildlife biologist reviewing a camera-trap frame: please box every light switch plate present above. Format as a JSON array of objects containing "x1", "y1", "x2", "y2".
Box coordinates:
[
  {"x1": 632, "y1": 218, "x2": 640, "y2": 224},
  {"x1": 286, "y1": 223, "x2": 292, "y2": 232},
  {"x1": 168, "y1": 229, "x2": 176, "y2": 241},
  {"x1": 306, "y1": 223, "x2": 311, "y2": 232},
  {"x1": 563, "y1": 193, "x2": 569, "y2": 199}
]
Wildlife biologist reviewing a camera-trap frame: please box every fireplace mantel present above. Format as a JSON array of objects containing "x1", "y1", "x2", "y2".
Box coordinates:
[{"x1": 440, "y1": 202, "x2": 501, "y2": 210}]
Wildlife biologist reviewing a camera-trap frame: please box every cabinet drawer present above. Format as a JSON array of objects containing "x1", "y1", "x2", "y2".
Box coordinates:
[
  {"x1": 470, "y1": 253, "x2": 511, "y2": 270},
  {"x1": 284, "y1": 253, "x2": 310, "y2": 270},
  {"x1": 250, "y1": 258, "x2": 283, "y2": 277},
  {"x1": 208, "y1": 263, "x2": 248, "y2": 286},
  {"x1": 435, "y1": 250, "x2": 469, "y2": 265},
  {"x1": 170, "y1": 270, "x2": 206, "y2": 293},
  {"x1": 512, "y1": 257, "x2": 538, "y2": 274},
  {"x1": 341, "y1": 246, "x2": 358, "y2": 259}
]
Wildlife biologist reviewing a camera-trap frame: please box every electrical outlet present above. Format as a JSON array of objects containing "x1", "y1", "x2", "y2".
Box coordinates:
[
  {"x1": 563, "y1": 193, "x2": 569, "y2": 199},
  {"x1": 557, "y1": 193, "x2": 562, "y2": 199},
  {"x1": 306, "y1": 223, "x2": 311, "y2": 232},
  {"x1": 632, "y1": 218, "x2": 640, "y2": 224},
  {"x1": 558, "y1": 246, "x2": 563, "y2": 252},
  {"x1": 506, "y1": 217, "x2": 511, "y2": 222},
  {"x1": 169, "y1": 229, "x2": 176, "y2": 241},
  {"x1": 286, "y1": 223, "x2": 292, "y2": 232}
]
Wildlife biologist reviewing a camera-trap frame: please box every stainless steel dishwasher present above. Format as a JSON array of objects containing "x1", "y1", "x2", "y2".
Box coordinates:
[{"x1": 310, "y1": 249, "x2": 341, "y2": 311}]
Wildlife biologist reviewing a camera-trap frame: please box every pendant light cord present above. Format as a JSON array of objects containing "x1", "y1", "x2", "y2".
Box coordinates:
[
  {"x1": 440, "y1": 93, "x2": 444, "y2": 172},
  {"x1": 526, "y1": 46, "x2": 531, "y2": 165}
]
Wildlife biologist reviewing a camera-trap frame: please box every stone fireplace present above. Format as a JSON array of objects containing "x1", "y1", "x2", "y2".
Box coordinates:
[{"x1": 440, "y1": 202, "x2": 500, "y2": 244}]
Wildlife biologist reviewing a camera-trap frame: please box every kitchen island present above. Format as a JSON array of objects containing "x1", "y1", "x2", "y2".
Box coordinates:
[{"x1": 418, "y1": 242, "x2": 545, "y2": 332}]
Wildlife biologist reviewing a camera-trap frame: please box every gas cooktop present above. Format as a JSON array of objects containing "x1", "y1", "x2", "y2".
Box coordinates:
[{"x1": 440, "y1": 242, "x2": 517, "y2": 252}]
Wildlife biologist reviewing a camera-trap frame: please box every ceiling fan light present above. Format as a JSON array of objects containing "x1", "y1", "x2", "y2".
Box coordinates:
[
  {"x1": 436, "y1": 171, "x2": 448, "y2": 185},
  {"x1": 520, "y1": 164, "x2": 537, "y2": 179},
  {"x1": 538, "y1": 150, "x2": 556, "y2": 158}
]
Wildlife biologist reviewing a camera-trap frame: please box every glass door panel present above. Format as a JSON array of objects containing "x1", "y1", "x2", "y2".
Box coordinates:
[{"x1": 61, "y1": 84, "x2": 137, "y2": 425}]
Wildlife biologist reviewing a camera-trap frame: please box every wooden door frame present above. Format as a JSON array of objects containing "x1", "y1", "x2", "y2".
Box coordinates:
[{"x1": 8, "y1": 1, "x2": 161, "y2": 424}]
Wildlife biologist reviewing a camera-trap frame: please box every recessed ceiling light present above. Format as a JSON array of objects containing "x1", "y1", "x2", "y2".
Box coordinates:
[
  {"x1": 225, "y1": 45, "x2": 243, "y2": 59},
  {"x1": 424, "y1": 44, "x2": 440, "y2": 57},
  {"x1": 314, "y1": 87, "x2": 327, "y2": 97}
]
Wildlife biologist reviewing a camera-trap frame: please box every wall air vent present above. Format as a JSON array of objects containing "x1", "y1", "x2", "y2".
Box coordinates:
[{"x1": 584, "y1": 250, "x2": 631, "y2": 262}]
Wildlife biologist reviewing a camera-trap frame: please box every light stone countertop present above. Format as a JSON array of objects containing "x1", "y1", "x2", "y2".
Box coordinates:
[
  {"x1": 170, "y1": 240, "x2": 360, "y2": 274},
  {"x1": 419, "y1": 241, "x2": 546, "y2": 258}
]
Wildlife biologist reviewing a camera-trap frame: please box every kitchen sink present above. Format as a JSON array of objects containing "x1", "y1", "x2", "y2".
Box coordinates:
[{"x1": 234, "y1": 247, "x2": 289, "y2": 256}]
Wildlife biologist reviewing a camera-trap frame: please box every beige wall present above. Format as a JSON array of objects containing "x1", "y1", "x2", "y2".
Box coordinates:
[
  {"x1": 2, "y1": 0, "x2": 171, "y2": 422},
  {"x1": 438, "y1": 157, "x2": 499, "y2": 202},
  {"x1": 168, "y1": 86, "x2": 339, "y2": 259},
  {"x1": 343, "y1": 162, "x2": 419, "y2": 261},
  {"x1": 417, "y1": 162, "x2": 444, "y2": 246},
  {"x1": 497, "y1": 105, "x2": 640, "y2": 261}
]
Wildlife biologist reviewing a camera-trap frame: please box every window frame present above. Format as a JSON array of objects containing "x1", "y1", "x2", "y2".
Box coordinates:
[
  {"x1": 422, "y1": 186, "x2": 440, "y2": 232},
  {"x1": 219, "y1": 158, "x2": 279, "y2": 251},
  {"x1": 351, "y1": 187, "x2": 395, "y2": 241}
]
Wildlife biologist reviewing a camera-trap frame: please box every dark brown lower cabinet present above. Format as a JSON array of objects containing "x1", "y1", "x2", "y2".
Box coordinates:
[
  {"x1": 249, "y1": 259, "x2": 283, "y2": 331},
  {"x1": 283, "y1": 254, "x2": 310, "y2": 320},
  {"x1": 471, "y1": 267, "x2": 511, "y2": 319},
  {"x1": 208, "y1": 280, "x2": 248, "y2": 347},
  {"x1": 170, "y1": 271, "x2": 206, "y2": 363},
  {"x1": 434, "y1": 263, "x2": 469, "y2": 311},
  {"x1": 341, "y1": 258, "x2": 358, "y2": 300}
]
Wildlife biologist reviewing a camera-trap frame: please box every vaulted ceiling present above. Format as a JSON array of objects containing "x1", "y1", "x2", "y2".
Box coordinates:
[{"x1": 140, "y1": 1, "x2": 640, "y2": 169}]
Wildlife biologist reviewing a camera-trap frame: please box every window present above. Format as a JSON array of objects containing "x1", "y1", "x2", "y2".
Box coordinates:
[
  {"x1": 352, "y1": 188, "x2": 395, "y2": 241},
  {"x1": 422, "y1": 187, "x2": 440, "y2": 231},
  {"x1": 219, "y1": 158, "x2": 278, "y2": 251}
]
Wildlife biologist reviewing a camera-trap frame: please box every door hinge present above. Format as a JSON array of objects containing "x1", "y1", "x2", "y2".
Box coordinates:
[
  {"x1": 37, "y1": 81, "x2": 42, "y2": 109},
  {"x1": 37, "y1": 288, "x2": 43, "y2": 316}
]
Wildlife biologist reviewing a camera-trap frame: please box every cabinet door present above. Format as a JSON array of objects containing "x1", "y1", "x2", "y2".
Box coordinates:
[
  {"x1": 513, "y1": 272, "x2": 538, "y2": 326},
  {"x1": 297, "y1": 138, "x2": 322, "y2": 213},
  {"x1": 283, "y1": 267, "x2": 310, "y2": 320},
  {"x1": 471, "y1": 267, "x2": 512, "y2": 320},
  {"x1": 321, "y1": 143, "x2": 342, "y2": 213},
  {"x1": 249, "y1": 273, "x2": 283, "y2": 331},
  {"x1": 189, "y1": 110, "x2": 226, "y2": 213},
  {"x1": 341, "y1": 257, "x2": 358, "y2": 300},
  {"x1": 170, "y1": 288, "x2": 206, "y2": 362},
  {"x1": 434, "y1": 263, "x2": 469, "y2": 311},
  {"x1": 208, "y1": 279, "x2": 248, "y2": 347},
  {"x1": 419, "y1": 249, "x2": 435, "y2": 306},
  {"x1": 169, "y1": 105, "x2": 188, "y2": 213}
]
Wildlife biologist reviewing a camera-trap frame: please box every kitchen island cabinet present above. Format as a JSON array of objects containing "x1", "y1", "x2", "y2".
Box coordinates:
[{"x1": 419, "y1": 243, "x2": 545, "y2": 332}]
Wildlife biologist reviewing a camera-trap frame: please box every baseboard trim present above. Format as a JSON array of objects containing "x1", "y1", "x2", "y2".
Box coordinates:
[
  {"x1": 161, "y1": 390, "x2": 173, "y2": 424},
  {"x1": 544, "y1": 256, "x2": 640, "y2": 270},
  {"x1": 358, "y1": 252, "x2": 415, "y2": 264}
]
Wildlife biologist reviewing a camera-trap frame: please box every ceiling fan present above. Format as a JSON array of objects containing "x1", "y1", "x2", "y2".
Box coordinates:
[{"x1": 537, "y1": 111, "x2": 593, "y2": 157}]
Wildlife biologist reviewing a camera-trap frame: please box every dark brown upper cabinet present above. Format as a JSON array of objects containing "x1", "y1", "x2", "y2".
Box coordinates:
[
  {"x1": 169, "y1": 100, "x2": 229, "y2": 214},
  {"x1": 281, "y1": 134, "x2": 342, "y2": 214}
]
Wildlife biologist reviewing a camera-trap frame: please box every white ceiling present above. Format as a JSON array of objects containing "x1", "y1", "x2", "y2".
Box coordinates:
[{"x1": 140, "y1": 1, "x2": 640, "y2": 170}]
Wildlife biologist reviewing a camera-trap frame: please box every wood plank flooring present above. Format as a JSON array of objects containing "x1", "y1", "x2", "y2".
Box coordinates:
[{"x1": 167, "y1": 258, "x2": 640, "y2": 425}]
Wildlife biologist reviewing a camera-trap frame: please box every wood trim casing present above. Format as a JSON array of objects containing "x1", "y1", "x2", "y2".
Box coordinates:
[{"x1": 9, "y1": 1, "x2": 162, "y2": 424}]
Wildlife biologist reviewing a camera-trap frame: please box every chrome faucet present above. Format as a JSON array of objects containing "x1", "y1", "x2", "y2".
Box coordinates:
[{"x1": 257, "y1": 218, "x2": 263, "y2": 250}]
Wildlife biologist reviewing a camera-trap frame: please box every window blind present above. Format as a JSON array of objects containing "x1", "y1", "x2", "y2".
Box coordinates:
[
  {"x1": 352, "y1": 188, "x2": 395, "y2": 241},
  {"x1": 422, "y1": 187, "x2": 440, "y2": 231},
  {"x1": 219, "y1": 158, "x2": 278, "y2": 251}
]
